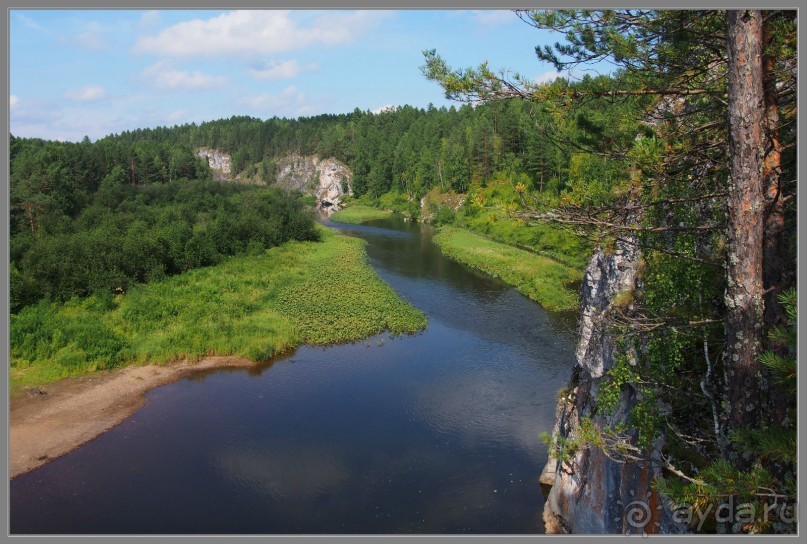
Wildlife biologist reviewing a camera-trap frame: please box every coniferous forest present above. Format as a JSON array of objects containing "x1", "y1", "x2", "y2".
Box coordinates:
[
  {"x1": 8, "y1": 9, "x2": 798, "y2": 535},
  {"x1": 11, "y1": 92, "x2": 606, "y2": 312}
]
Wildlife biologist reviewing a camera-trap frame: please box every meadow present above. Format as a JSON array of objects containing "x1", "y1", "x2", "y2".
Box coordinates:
[
  {"x1": 432, "y1": 226, "x2": 582, "y2": 312},
  {"x1": 10, "y1": 227, "x2": 427, "y2": 393},
  {"x1": 329, "y1": 205, "x2": 394, "y2": 224}
]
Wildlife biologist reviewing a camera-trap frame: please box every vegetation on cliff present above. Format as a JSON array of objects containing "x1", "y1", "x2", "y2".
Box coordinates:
[
  {"x1": 8, "y1": 10, "x2": 796, "y2": 532},
  {"x1": 424, "y1": 9, "x2": 797, "y2": 534}
]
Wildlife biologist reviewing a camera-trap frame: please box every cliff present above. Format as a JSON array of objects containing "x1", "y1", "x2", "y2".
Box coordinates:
[
  {"x1": 197, "y1": 147, "x2": 232, "y2": 180},
  {"x1": 273, "y1": 154, "x2": 353, "y2": 213},
  {"x1": 539, "y1": 238, "x2": 688, "y2": 535},
  {"x1": 195, "y1": 148, "x2": 353, "y2": 212}
]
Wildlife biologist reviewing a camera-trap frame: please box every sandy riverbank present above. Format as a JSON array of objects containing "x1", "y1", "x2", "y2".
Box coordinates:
[{"x1": 9, "y1": 356, "x2": 255, "y2": 479}]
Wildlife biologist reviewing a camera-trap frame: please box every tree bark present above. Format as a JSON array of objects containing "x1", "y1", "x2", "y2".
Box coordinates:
[{"x1": 723, "y1": 10, "x2": 766, "y2": 435}]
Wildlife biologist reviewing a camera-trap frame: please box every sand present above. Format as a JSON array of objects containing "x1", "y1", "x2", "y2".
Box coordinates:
[{"x1": 9, "y1": 356, "x2": 255, "y2": 479}]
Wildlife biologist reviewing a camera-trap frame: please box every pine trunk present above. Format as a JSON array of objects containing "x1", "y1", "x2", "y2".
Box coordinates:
[{"x1": 723, "y1": 10, "x2": 766, "y2": 434}]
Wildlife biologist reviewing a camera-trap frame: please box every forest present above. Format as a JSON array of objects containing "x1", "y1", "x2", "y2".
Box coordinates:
[
  {"x1": 10, "y1": 82, "x2": 614, "y2": 313},
  {"x1": 7, "y1": 8, "x2": 798, "y2": 534}
]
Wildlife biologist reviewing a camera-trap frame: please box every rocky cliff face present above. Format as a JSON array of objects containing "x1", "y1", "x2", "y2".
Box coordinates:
[
  {"x1": 274, "y1": 154, "x2": 353, "y2": 213},
  {"x1": 197, "y1": 147, "x2": 232, "y2": 180},
  {"x1": 194, "y1": 149, "x2": 353, "y2": 212},
  {"x1": 539, "y1": 238, "x2": 688, "y2": 535}
]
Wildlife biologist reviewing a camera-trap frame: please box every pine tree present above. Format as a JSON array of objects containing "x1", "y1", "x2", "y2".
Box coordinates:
[{"x1": 421, "y1": 9, "x2": 797, "y2": 533}]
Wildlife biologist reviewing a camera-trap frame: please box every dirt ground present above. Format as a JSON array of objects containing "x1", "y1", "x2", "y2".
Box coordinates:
[{"x1": 9, "y1": 356, "x2": 255, "y2": 479}]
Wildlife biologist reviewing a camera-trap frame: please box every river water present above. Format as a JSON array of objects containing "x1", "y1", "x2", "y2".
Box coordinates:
[{"x1": 10, "y1": 216, "x2": 577, "y2": 534}]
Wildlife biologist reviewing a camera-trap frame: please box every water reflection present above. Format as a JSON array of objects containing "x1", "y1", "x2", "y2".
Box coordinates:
[
  {"x1": 213, "y1": 443, "x2": 350, "y2": 500},
  {"x1": 11, "y1": 214, "x2": 575, "y2": 535}
]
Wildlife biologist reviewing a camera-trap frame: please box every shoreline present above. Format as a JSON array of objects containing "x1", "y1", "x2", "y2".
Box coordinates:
[{"x1": 9, "y1": 356, "x2": 255, "y2": 479}]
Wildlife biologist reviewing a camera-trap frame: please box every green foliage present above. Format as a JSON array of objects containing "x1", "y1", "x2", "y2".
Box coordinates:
[
  {"x1": 377, "y1": 191, "x2": 421, "y2": 219},
  {"x1": 540, "y1": 430, "x2": 580, "y2": 465},
  {"x1": 654, "y1": 289, "x2": 797, "y2": 533},
  {"x1": 644, "y1": 330, "x2": 686, "y2": 382},
  {"x1": 542, "y1": 417, "x2": 641, "y2": 465},
  {"x1": 433, "y1": 226, "x2": 582, "y2": 312},
  {"x1": 330, "y1": 205, "x2": 394, "y2": 225},
  {"x1": 10, "y1": 180, "x2": 318, "y2": 311},
  {"x1": 564, "y1": 153, "x2": 625, "y2": 207},
  {"x1": 10, "y1": 298, "x2": 129, "y2": 373},
  {"x1": 655, "y1": 459, "x2": 778, "y2": 508},
  {"x1": 450, "y1": 176, "x2": 592, "y2": 269},
  {"x1": 431, "y1": 206, "x2": 456, "y2": 226},
  {"x1": 9, "y1": 227, "x2": 427, "y2": 393},
  {"x1": 761, "y1": 288, "x2": 797, "y2": 393},
  {"x1": 630, "y1": 390, "x2": 661, "y2": 450},
  {"x1": 730, "y1": 428, "x2": 796, "y2": 465},
  {"x1": 597, "y1": 352, "x2": 640, "y2": 414},
  {"x1": 654, "y1": 460, "x2": 791, "y2": 534}
]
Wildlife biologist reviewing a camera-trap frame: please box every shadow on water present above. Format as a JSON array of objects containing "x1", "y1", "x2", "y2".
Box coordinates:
[{"x1": 11, "y1": 213, "x2": 577, "y2": 535}]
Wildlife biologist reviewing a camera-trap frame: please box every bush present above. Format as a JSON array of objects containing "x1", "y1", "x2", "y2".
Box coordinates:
[{"x1": 10, "y1": 181, "x2": 319, "y2": 311}]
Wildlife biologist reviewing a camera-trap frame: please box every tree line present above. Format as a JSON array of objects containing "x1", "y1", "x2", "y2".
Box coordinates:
[
  {"x1": 7, "y1": 118, "x2": 364, "y2": 313},
  {"x1": 13, "y1": 93, "x2": 621, "y2": 204},
  {"x1": 11, "y1": 85, "x2": 638, "y2": 314}
]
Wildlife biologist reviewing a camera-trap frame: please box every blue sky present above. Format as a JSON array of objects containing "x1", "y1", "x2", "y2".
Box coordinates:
[{"x1": 10, "y1": 9, "x2": 583, "y2": 142}]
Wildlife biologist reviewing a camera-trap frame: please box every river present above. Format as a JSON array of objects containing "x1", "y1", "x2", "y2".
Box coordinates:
[{"x1": 10, "y1": 215, "x2": 577, "y2": 534}]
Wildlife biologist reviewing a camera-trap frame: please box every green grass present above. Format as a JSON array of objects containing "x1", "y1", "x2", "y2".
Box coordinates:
[
  {"x1": 9, "y1": 226, "x2": 426, "y2": 393},
  {"x1": 433, "y1": 226, "x2": 583, "y2": 312},
  {"x1": 330, "y1": 205, "x2": 394, "y2": 225},
  {"x1": 455, "y1": 210, "x2": 591, "y2": 270}
]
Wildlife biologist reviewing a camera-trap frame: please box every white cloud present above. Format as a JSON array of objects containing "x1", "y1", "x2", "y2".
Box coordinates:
[
  {"x1": 64, "y1": 85, "x2": 107, "y2": 102},
  {"x1": 469, "y1": 10, "x2": 516, "y2": 26},
  {"x1": 371, "y1": 104, "x2": 396, "y2": 114},
  {"x1": 533, "y1": 70, "x2": 562, "y2": 85},
  {"x1": 138, "y1": 10, "x2": 161, "y2": 29},
  {"x1": 15, "y1": 13, "x2": 47, "y2": 33},
  {"x1": 248, "y1": 59, "x2": 316, "y2": 80},
  {"x1": 243, "y1": 85, "x2": 325, "y2": 117},
  {"x1": 166, "y1": 109, "x2": 190, "y2": 123},
  {"x1": 135, "y1": 10, "x2": 390, "y2": 57},
  {"x1": 10, "y1": 94, "x2": 176, "y2": 142},
  {"x1": 534, "y1": 68, "x2": 582, "y2": 85},
  {"x1": 245, "y1": 85, "x2": 306, "y2": 109},
  {"x1": 10, "y1": 95, "x2": 19, "y2": 109},
  {"x1": 142, "y1": 60, "x2": 227, "y2": 90},
  {"x1": 76, "y1": 24, "x2": 107, "y2": 51},
  {"x1": 10, "y1": 98, "x2": 64, "y2": 137}
]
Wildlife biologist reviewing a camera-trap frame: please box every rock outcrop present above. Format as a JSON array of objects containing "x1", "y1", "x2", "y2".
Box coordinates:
[
  {"x1": 539, "y1": 237, "x2": 688, "y2": 535},
  {"x1": 196, "y1": 147, "x2": 232, "y2": 180},
  {"x1": 194, "y1": 149, "x2": 352, "y2": 212},
  {"x1": 274, "y1": 154, "x2": 353, "y2": 213}
]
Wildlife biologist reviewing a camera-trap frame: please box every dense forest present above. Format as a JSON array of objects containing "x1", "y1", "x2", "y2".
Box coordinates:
[
  {"x1": 7, "y1": 8, "x2": 798, "y2": 534},
  {"x1": 10, "y1": 84, "x2": 618, "y2": 313},
  {"x1": 10, "y1": 133, "x2": 325, "y2": 313},
  {"x1": 11, "y1": 78, "x2": 633, "y2": 203}
]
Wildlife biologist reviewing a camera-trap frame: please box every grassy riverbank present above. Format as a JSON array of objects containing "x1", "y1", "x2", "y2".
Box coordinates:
[
  {"x1": 433, "y1": 226, "x2": 582, "y2": 312},
  {"x1": 329, "y1": 205, "x2": 394, "y2": 224},
  {"x1": 332, "y1": 197, "x2": 585, "y2": 313},
  {"x1": 10, "y1": 227, "x2": 427, "y2": 393}
]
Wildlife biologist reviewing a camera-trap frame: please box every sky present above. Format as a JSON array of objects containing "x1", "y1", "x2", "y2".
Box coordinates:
[{"x1": 9, "y1": 9, "x2": 586, "y2": 142}]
